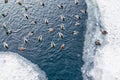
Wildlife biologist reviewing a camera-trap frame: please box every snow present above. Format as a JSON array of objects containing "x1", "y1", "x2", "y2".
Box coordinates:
[
  {"x1": 90, "y1": 0, "x2": 120, "y2": 80},
  {"x1": 0, "y1": 51, "x2": 48, "y2": 80}
]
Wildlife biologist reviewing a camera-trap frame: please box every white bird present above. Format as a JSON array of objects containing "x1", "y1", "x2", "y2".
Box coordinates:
[
  {"x1": 75, "y1": 22, "x2": 80, "y2": 26},
  {"x1": 60, "y1": 24, "x2": 65, "y2": 30},
  {"x1": 57, "y1": 4, "x2": 63, "y2": 9},
  {"x1": 2, "y1": 22, "x2": 7, "y2": 29},
  {"x1": 60, "y1": 15, "x2": 65, "y2": 21},
  {"x1": 60, "y1": 44, "x2": 65, "y2": 50},
  {"x1": 58, "y1": 32, "x2": 64, "y2": 38},
  {"x1": 38, "y1": 35, "x2": 42, "y2": 42},
  {"x1": 3, "y1": 42, "x2": 8, "y2": 49},
  {"x1": 31, "y1": 20, "x2": 37, "y2": 25},
  {"x1": 80, "y1": 9, "x2": 87, "y2": 14},
  {"x1": 51, "y1": 41, "x2": 55, "y2": 48},
  {"x1": 2, "y1": 11, "x2": 8, "y2": 17},
  {"x1": 40, "y1": 2, "x2": 44, "y2": 6},
  {"x1": 72, "y1": 31, "x2": 79, "y2": 35},
  {"x1": 75, "y1": 15, "x2": 81, "y2": 19},
  {"x1": 23, "y1": 13, "x2": 28, "y2": 19},
  {"x1": 15, "y1": 0, "x2": 22, "y2": 5},
  {"x1": 24, "y1": 37, "x2": 28, "y2": 43},
  {"x1": 4, "y1": 0, "x2": 8, "y2": 3},
  {"x1": 48, "y1": 28, "x2": 55, "y2": 33},
  {"x1": 45, "y1": 18, "x2": 48, "y2": 24},
  {"x1": 74, "y1": 0, "x2": 78, "y2": 5}
]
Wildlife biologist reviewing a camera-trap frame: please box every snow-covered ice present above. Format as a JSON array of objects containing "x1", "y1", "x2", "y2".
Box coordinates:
[
  {"x1": 0, "y1": 52, "x2": 48, "y2": 80},
  {"x1": 86, "y1": 0, "x2": 120, "y2": 80}
]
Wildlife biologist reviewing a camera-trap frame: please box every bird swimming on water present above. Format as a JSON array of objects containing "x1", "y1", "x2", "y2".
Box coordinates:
[
  {"x1": 74, "y1": 0, "x2": 78, "y2": 5},
  {"x1": 60, "y1": 15, "x2": 65, "y2": 21},
  {"x1": 3, "y1": 42, "x2": 8, "y2": 49},
  {"x1": 60, "y1": 24, "x2": 65, "y2": 30},
  {"x1": 45, "y1": 18, "x2": 49, "y2": 24},
  {"x1": 60, "y1": 44, "x2": 65, "y2": 50},
  {"x1": 38, "y1": 35, "x2": 43, "y2": 42},
  {"x1": 58, "y1": 32, "x2": 64, "y2": 38},
  {"x1": 51, "y1": 41, "x2": 56, "y2": 48},
  {"x1": 48, "y1": 28, "x2": 55, "y2": 33},
  {"x1": 18, "y1": 47, "x2": 26, "y2": 51}
]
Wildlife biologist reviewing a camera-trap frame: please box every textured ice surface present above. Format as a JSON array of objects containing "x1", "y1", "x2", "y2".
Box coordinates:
[{"x1": 0, "y1": 52, "x2": 48, "y2": 80}]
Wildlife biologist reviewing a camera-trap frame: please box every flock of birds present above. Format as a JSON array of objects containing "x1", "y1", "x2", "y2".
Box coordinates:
[{"x1": 1, "y1": 0, "x2": 87, "y2": 51}]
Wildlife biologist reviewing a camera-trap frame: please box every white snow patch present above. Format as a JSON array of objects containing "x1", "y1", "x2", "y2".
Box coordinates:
[
  {"x1": 90, "y1": 0, "x2": 120, "y2": 80},
  {"x1": 0, "y1": 51, "x2": 48, "y2": 80}
]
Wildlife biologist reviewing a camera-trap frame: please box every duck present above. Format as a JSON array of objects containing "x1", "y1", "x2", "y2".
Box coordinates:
[
  {"x1": 60, "y1": 15, "x2": 65, "y2": 21},
  {"x1": 75, "y1": 22, "x2": 80, "y2": 26},
  {"x1": 75, "y1": 15, "x2": 81, "y2": 19},
  {"x1": 23, "y1": 13, "x2": 28, "y2": 19},
  {"x1": 38, "y1": 35, "x2": 42, "y2": 42},
  {"x1": 18, "y1": 47, "x2": 26, "y2": 51},
  {"x1": 60, "y1": 44, "x2": 65, "y2": 50},
  {"x1": 3, "y1": 42, "x2": 8, "y2": 49},
  {"x1": 80, "y1": 9, "x2": 87, "y2": 14},
  {"x1": 57, "y1": 4, "x2": 63, "y2": 9},
  {"x1": 95, "y1": 40, "x2": 101, "y2": 46},
  {"x1": 31, "y1": 20, "x2": 37, "y2": 25},
  {"x1": 74, "y1": 0, "x2": 78, "y2": 5},
  {"x1": 24, "y1": 37, "x2": 28, "y2": 43},
  {"x1": 28, "y1": 31, "x2": 34, "y2": 36},
  {"x1": 72, "y1": 31, "x2": 79, "y2": 35},
  {"x1": 2, "y1": 11, "x2": 8, "y2": 17},
  {"x1": 16, "y1": 0, "x2": 22, "y2": 5},
  {"x1": 60, "y1": 24, "x2": 65, "y2": 30},
  {"x1": 101, "y1": 30, "x2": 108, "y2": 35},
  {"x1": 4, "y1": 0, "x2": 8, "y2": 3},
  {"x1": 2, "y1": 22, "x2": 7, "y2": 29},
  {"x1": 48, "y1": 28, "x2": 55, "y2": 33},
  {"x1": 45, "y1": 18, "x2": 48, "y2": 24},
  {"x1": 51, "y1": 41, "x2": 55, "y2": 48},
  {"x1": 58, "y1": 32, "x2": 64, "y2": 38}
]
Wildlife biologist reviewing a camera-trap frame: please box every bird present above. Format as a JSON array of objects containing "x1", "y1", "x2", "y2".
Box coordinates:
[
  {"x1": 28, "y1": 31, "x2": 34, "y2": 36},
  {"x1": 95, "y1": 40, "x2": 101, "y2": 46},
  {"x1": 60, "y1": 15, "x2": 65, "y2": 21},
  {"x1": 74, "y1": 0, "x2": 78, "y2": 5},
  {"x1": 75, "y1": 22, "x2": 80, "y2": 26},
  {"x1": 23, "y1": 13, "x2": 29, "y2": 19},
  {"x1": 72, "y1": 31, "x2": 79, "y2": 35},
  {"x1": 60, "y1": 24, "x2": 65, "y2": 30},
  {"x1": 31, "y1": 20, "x2": 37, "y2": 25},
  {"x1": 57, "y1": 4, "x2": 63, "y2": 9},
  {"x1": 48, "y1": 28, "x2": 55, "y2": 33},
  {"x1": 16, "y1": 0, "x2": 22, "y2": 5},
  {"x1": 2, "y1": 22, "x2": 7, "y2": 29},
  {"x1": 24, "y1": 37, "x2": 28, "y2": 43},
  {"x1": 40, "y1": 2, "x2": 45, "y2": 6},
  {"x1": 3, "y1": 42, "x2": 8, "y2": 49},
  {"x1": 2, "y1": 11, "x2": 8, "y2": 17},
  {"x1": 6, "y1": 30, "x2": 12, "y2": 35},
  {"x1": 80, "y1": 9, "x2": 87, "y2": 14},
  {"x1": 60, "y1": 44, "x2": 65, "y2": 50},
  {"x1": 4, "y1": 0, "x2": 8, "y2": 3},
  {"x1": 101, "y1": 30, "x2": 108, "y2": 35},
  {"x1": 18, "y1": 47, "x2": 26, "y2": 51},
  {"x1": 51, "y1": 41, "x2": 55, "y2": 48},
  {"x1": 58, "y1": 32, "x2": 64, "y2": 38},
  {"x1": 45, "y1": 18, "x2": 49, "y2": 24},
  {"x1": 75, "y1": 15, "x2": 81, "y2": 19},
  {"x1": 38, "y1": 35, "x2": 43, "y2": 42}
]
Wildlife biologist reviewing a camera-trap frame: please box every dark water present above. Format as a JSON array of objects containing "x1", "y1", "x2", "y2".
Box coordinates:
[{"x1": 0, "y1": 0, "x2": 87, "y2": 80}]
